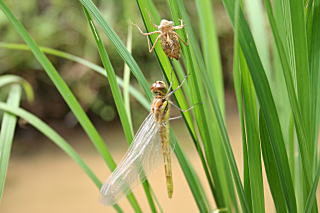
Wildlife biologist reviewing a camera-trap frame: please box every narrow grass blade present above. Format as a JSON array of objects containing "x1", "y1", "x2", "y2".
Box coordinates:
[
  {"x1": 284, "y1": 1, "x2": 316, "y2": 208},
  {"x1": 306, "y1": 2, "x2": 320, "y2": 212},
  {"x1": 0, "y1": 102, "x2": 123, "y2": 213},
  {"x1": 0, "y1": 3, "x2": 141, "y2": 211},
  {"x1": 0, "y1": 85, "x2": 21, "y2": 201},
  {"x1": 168, "y1": 0, "x2": 248, "y2": 211},
  {"x1": 232, "y1": 1, "x2": 251, "y2": 210},
  {"x1": 170, "y1": 131, "x2": 211, "y2": 213},
  {"x1": 259, "y1": 110, "x2": 288, "y2": 212},
  {"x1": 135, "y1": 0, "x2": 198, "y2": 144},
  {"x1": 0, "y1": 1, "x2": 115, "y2": 168},
  {"x1": 195, "y1": 0, "x2": 224, "y2": 113},
  {"x1": 234, "y1": 4, "x2": 264, "y2": 209},
  {"x1": 244, "y1": 0, "x2": 271, "y2": 76},
  {"x1": 240, "y1": 58, "x2": 265, "y2": 212},
  {"x1": 0, "y1": 75, "x2": 34, "y2": 102},
  {"x1": 309, "y1": 1, "x2": 320, "y2": 169},
  {"x1": 264, "y1": 0, "x2": 312, "y2": 188},
  {"x1": 305, "y1": 162, "x2": 320, "y2": 212},
  {"x1": 233, "y1": 25, "x2": 251, "y2": 213},
  {"x1": 123, "y1": 24, "x2": 133, "y2": 126},
  {"x1": 83, "y1": 7, "x2": 157, "y2": 212},
  {"x1": 83, "y1": 7, "x2": 134, "y2": 144},
  {"x1": 221, "y1": 1, "x2": 297, "y2": 211},
  {"x1": 135, "y1": 2, "x2": 214, "y2": 211},
  {"x1": 135, "y1": 2, "x2": 207, "y2": 190},
  {"x1": 77, "y1": 0, "x2": 152, "y2": 101},
  {"x1": 0, "y1": 42, "x2": 149, "y2": 109},
  {"x1": 288, "y1": 0, "x2": 311, "y2": 144}
]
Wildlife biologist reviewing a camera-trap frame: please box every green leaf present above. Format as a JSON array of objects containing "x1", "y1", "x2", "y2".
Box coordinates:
[
  {"x1": 195, "y1": 0, "x2": 224, "y2": 113},
  {"x1": 0, "y1": 42, "x2": 149, "y2": 110},
  {"x1": 240, "y1": 58, "x2": 264, "y2": 212},
  {"x1": 232, "y1": 1, "x2": 252, "y2": 210},
  {"x1": 0, "y1": 102, "x2": 123, "y2": 213},
  {"x1": 77, "y1": 0, "x2": 152, "y2": 101},
  {"x1": 259, "y1": 110, "x2": 288, "y2": 213},
  {"x1": 244, "y1": 0, "x2": 271, "y2": 76},
  {"x1": 221, "y1": 0, "x2": 297, "y2": 211},
  {"x1": 0, "y1": 2, "x2": 140, "y2": 211},
  {"x1": 0, "y1": 75, "x2": 34, "y2": 102},
  {"x1": 170, "y1": 131, "x2": 211, "y2": 213},
  {"x1": 0, "y1": 85, "x2": 21, "y2": 201},
  {"x1": 309, "y1": 0, "x2": 320, "y2": 169},
  {"x1": 288, "y1": 0, "x2": 311, "y2": 143},
  {"x1": 234, "y1": 3, "x2": 264, "y2": 210},
  {"x1": 263, "y1": 0, "x2": 313, "y2": 191},
  {"x1": 135, "y1": 1, "x2": 214, "y2": 211},
  {"x1": 0, "y1": 1, "x2": 115, "y2": 169},
  {"x1": 305, "y1": 162, "x2": 320, "y2": 213},
  {"x1": 123, "y1": 24, "x2": 133, "y2": 127},
  {"x1": 83, "y1": 7, "x2": 134, "y2": 147},
  {"x1": 83, "y1": 7, "x2": 156, "y2": 212},
  {"x1": 135, "y1": 0, "x2": 198, "y2": 144},
  {"x1": 168, "y1": 0, "x2": 247, "y2": 211}
]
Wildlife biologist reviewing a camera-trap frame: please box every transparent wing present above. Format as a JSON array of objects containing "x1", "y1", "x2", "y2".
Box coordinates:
[{"x1": 100, "y1": 113, "x2": 162, "y2": 205}]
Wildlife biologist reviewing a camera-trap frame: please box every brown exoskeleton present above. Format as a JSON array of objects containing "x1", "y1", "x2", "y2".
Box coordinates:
[{"x1": 135, "y1": 19, "x2": 188, "y2": 60}]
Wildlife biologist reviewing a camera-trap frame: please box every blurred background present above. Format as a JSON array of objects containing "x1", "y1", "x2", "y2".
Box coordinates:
[{"x1": 0, "y1": 0, "x2": 279, "y2": 212}]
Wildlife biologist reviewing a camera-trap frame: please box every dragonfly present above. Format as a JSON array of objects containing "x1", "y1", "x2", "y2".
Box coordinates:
[
  {"x1": 135, "y1": 19, "x2": 188, "y2": 60},
  {"x1": 100, "y1": 78, "x2": 192, "y2": 205}
]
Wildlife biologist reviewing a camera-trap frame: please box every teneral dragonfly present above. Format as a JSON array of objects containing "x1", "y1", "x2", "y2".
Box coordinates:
[
  {"x1": 100, "y1": 79, "x2": 190, "y2": 205},
  {"x1": 135, "y1": 19, "x2": 188, "y2": 60}
]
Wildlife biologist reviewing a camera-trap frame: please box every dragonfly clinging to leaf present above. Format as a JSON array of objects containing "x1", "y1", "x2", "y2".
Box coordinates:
[
  {"x1": 100, "y1": 78, "x2": 192, "y2": 205},
  {"x1": 135, "y1": 19, "x2": 188, "y2": 60}
]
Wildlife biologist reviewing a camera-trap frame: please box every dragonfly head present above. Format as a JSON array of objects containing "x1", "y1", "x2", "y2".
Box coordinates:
[
  {"x1": 158, "y1": 19, "x2": 174, "y2": 32},
  {"x1": 151, "y1": 81, "x2": 168, "y2": 96}
]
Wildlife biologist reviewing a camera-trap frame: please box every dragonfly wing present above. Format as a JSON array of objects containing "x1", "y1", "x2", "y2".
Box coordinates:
[{"x1": 100, "y1": 113, "x2": 162, "y2": 205}]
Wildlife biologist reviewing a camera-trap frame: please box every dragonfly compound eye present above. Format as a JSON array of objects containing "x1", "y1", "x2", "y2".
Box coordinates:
[{"x1": 151, "y1": 81, "x2": 167, "y2": 95}]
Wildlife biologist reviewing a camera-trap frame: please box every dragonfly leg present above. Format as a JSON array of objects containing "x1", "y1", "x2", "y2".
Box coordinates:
[
  {"x1": 167, "y1": 70, "x2": 174, "y2": 92},
  {"x1": 173, "y1": 19, "x2": 184, "y2": 30},
  {"x1": 169, "y1": 100, "x2": 194, "y2": 112},
  {"x1": 176, "y1": 32, "x2": 188, "y2": 46},
  {"x1": 160, "y1": 122, "x2": 168, "y2": 127},
  {"x1": 133, "y1": 23, "x2": 161, "y2": 35},
  {"x1": 149, "y1": 34, "x2": 162, "y2": 53},
  {"x1": 169, "y1": 115, "x2": 182, "y2": 121},
  {"x1": 166, "y1": 75, "x2": 188, "y2": 97}
]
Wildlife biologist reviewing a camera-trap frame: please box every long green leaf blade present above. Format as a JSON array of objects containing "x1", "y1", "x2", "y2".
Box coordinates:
[
  {"x1": 0, "y1": 2, "x2": 141, "y2": 211},
  {"x1": 0, "y1": 42, "x2": 149, "y2": 110},
  {"x1": 221, "y1": 0, "x2": 297, "y2": 211},
  {"x1": 168, "y1": 0, "x2": 247, "y2": 210},
  {"x1": 0, "y1": 75, "x2": 34, "y2": 102},
  {"x1": 0, "y1": 0, "x2": 116, "y2": 169},
  {"x1": 83, "y1": 7, "x2": 156, "y2": 212},
  {"x1": 259, "y1": 110, "x2": 288, "y2": 213},
  {"x1": 263, "y1": 0, "x2": 313, "y2": 190},
  {"x1": 77, "y1": 0, "x2": 152, "y2": 101},
  {"x1": 170, "y1": 131, "x2": 211, "y2": 213},
  {"x1": 0, "y1": 102, "x2": 123, "y2": 212},
  {"x1": 0, "y1": 85, "x2": 21, "y2": 201},
  {"x1": 241, "y1": 61, "x2": 264, "y2": 212},
  {"x1": 195, "y1": 0, "x2": 224, "y2": 113},
  {"x1": 305, "y1": 162, "x2": 320, "y2": 212}
]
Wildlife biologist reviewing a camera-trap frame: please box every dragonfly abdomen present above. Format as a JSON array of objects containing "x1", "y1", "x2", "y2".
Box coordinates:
[
  {"x1": 161, "y1": 32, "x2": 180, "y2": 60},
  {"x1": 159, "y1": 121, "x2": 173, "y2": 198}
]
